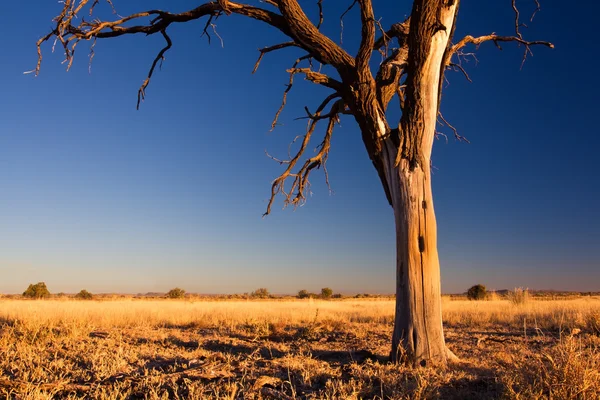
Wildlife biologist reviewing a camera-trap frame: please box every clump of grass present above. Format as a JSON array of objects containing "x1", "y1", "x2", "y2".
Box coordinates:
[
  {"x1": 508, "y1": 287, "x2": 530, "y2": 305},
  {"x1": 502, "y1": 335, "x2": 600, "y2": 399},
  {"x1": 486, "y1": 290, "x2": 501, "y2": 301},
  {"x1": 586, "y1": 311, "x2": 600, "y2": 335}
]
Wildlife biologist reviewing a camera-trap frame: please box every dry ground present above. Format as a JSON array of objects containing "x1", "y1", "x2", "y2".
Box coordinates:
[{"x1": 0, "y1": 297, "x2": 599, "y2": 399}]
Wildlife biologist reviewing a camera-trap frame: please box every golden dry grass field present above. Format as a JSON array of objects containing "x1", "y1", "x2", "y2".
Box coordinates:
[{"x1": 0, "y1": 297, "x2": 599, "y2": 399}]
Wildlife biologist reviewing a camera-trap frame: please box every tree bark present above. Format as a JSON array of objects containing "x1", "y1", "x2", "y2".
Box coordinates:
[
  {"x1": 377, "y1": 0, "x2": 459, "y2": 366},
  {"x1": 383, "y1": 142, "x2": 446, "y2": 366}
]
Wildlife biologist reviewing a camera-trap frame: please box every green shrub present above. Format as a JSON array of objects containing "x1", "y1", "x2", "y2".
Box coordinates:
[
  {"x1": 75, "y1": 289, "x2": 93, "y2": 300},
  {"x1": 298, "y1": 289, "x2": 311, "y2": 299},
  {"x1": 22, "y1": 282, "x2": 51, "y2": 299},
  {"x1": 166, "y1": 288, "x2": 186, "y2": 299},
  {"x1": 467, "y1": 284, "x2": 487, "y2": 301},
  {"x1": 321, "y1": 287, "x2": 333, "y2": 299}
]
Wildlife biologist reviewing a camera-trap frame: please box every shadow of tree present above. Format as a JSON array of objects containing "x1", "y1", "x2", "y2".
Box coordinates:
[
  {"x1": 313, "y1": 349, "x2": 381, "y2": 365},
  {"x1": 439, "y1": 364, "x2": 507, "y2": 400}
]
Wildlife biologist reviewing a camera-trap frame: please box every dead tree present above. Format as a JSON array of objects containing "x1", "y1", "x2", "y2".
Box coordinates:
[{"x1": 33, "y1": 0, "x2": 552, "y2": 366}]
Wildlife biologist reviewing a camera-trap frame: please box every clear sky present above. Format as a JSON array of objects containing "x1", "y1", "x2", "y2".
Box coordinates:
[{"x1": 1, "y1": 1, "x2": 598, "y2": 295}]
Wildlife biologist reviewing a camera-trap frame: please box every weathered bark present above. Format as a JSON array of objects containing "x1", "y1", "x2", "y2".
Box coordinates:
[
  {"x1": 377, "y1": 0, "x2": 459, "y2": 366},
  {"x1": 383, "y1": 142, "x2": 446, "y2": 365}
]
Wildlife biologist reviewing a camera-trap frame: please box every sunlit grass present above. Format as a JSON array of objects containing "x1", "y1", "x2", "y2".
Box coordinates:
[{"x1": 0, "y1": 297, "x2": 599, "y2": 399}]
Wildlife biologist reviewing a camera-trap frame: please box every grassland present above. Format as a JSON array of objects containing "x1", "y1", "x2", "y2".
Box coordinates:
[{"x1": 0, "y1": 296, "x2": 599, "y2": 399}]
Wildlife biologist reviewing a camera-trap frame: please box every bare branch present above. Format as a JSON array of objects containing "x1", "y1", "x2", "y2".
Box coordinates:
[
  {"x1": 339, "y1": 0, "x2": 358, "y2": 45},
  {"x1": 286, "y1": 68, "x2": 343, "y2": 91},
  {"x1": 447, "y1": 62, "x2": 472, "y2": 82},
  {"x1": 316, "y1": 0, "x2": 324, "y2": 29},
  {"x1": 270, "y1": 62, "x2": 341, "y2": 130},
  {"x1": 270, "y1": 55, "x2": 311, "y2": 131},
  {"x1": 264, "y1": 98, "x2": 344, "y2": 216},
  {"x1": 295, "y1": 92, "x2": 343, "y2": 121},
  {"x1": 252, "y1": 42, "x2": 299, "y2": 74},
  {"x1": 356, "y1": 0, "x2": 376, "y2": 75},
  {"x1": 531, "y1": 0, "x2": 541, "y2": 22},
  {"x1": 277, "y1": 0, "x2": 355, "y2": 76},
  {"x1": 137, "y1": 29, "x2": 172, "y2": 110},
  {"x1": 35, "y1": 1, "x2": 295, "y2": 77},
  {"x1": 200, "y1": 15, "x2": 217, "y2": 44},
  {"x1": 511, "y1": 0, "x2": 524, "y2": 40},
  {"x1": 88, "y1": 37, "x2": 97, "y2": 74},
  {"x1": 438, "y1": 112, "x2": 470, "y2": 143},
  {"x1": 447, "y1": 33, "x2": 553, "y2": 70},
  {"x1": 373, "y1": 17, "x2": 410, "y2": 51}
]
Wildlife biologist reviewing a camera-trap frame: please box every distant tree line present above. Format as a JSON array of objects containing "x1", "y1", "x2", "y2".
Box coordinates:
[
  {"x1": 20, "y1": 282, "x2": 94, "y2": 300},
  {"x1": 15, "y1": 283, "x2": 587, "y2": 302}
]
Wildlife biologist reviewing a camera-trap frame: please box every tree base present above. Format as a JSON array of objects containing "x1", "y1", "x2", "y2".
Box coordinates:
[
  {"x1": 446, "y1": 347, "x2": 459, "y2": 362},
  {"x1": 389, "y1": 346, "x2": 459, "y2": 366}
]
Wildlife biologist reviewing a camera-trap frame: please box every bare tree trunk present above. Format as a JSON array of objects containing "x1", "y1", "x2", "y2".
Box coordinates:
[
  {"x1": 383, "y1": 143, "x2": 446, "y2": 366},
  {"x1": 376, "y1": 0, "x2": 459, "y2": 366}
]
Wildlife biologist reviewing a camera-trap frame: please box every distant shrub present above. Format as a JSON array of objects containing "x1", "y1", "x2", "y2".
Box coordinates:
[
  {"x1": 320, "y1": 287, "x2": 333, "y2": 299},
  {"x1": 166, "y1": 288, "x2": 186, "y2": 299},
  {"x1": 332, "y1": 293, "x2": 343, "y2": 299},
  {"x1": 508, "y1": 287, "x2": 530, "y2": 305},
  {"x1": 23, "y1": 282, "x2": 51, "y2": 299},
  {"x1": 467, "y1": 284, "x2": 487, "y2": 301},
  {"x1": 251, "y1": 288, "x2": 270, "y2": 299},
  {"x1": 75, "y1": 289, "x2": 93, "y2": 300},
  {"x1": 297, "y1": 289, "x2": 311, "y2": 299}
]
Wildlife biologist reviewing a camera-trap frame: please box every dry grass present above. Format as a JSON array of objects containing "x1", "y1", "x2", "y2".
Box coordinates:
[{"x1": 0, "y1": 297, "x2": 599, "y2": 399}]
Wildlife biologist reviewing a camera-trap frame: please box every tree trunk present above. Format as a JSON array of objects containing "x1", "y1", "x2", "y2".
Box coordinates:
[
  {"x1": 345, "y1": 0, "x2": 458, "y2": 366},
  {"x1": 383, "y1": 143, "x2": 446, "y2": 366},
  {"x1": 378, "y1": 0, "x2": 459, "y2": 366}
]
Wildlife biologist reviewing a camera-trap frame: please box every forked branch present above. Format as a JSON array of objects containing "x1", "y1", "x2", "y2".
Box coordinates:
[{"x1": 264, "y1": 98, "x2": 345, "y2": 216}]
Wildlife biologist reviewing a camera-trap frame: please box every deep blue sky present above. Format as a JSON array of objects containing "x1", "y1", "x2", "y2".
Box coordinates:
[{"x1": 1, "y1": 1, "x2": 598, "y2": 294}]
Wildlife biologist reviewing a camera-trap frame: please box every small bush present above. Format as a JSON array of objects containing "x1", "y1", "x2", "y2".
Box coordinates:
[
  {"x1": 467, "y1": 284, "x2": 487, "y2": 301},
  {"x1": 251, "y1": 288, "x2": 270, "y2": 299},
  {"x1": 320, "y1": 287, "x2": 333, "y2": 299},
  {"x1": 75, "y1": 289, "x2": 93, "y2": 300},
  {"x1": 22, "y1": 282, "x2": 51, "y2": 299},
  {"x1": 508, "y1": 287, "x2": 530, "y2": 305},
  {"x1": 297, "y1": 289, "x2": 311, "y2": 299},
  {"x1": 166, "y1": 288, "x2": 186, "y2": 299},
  {"x1": 332, "y1": 293, "x2": 343, "y2": 299}
]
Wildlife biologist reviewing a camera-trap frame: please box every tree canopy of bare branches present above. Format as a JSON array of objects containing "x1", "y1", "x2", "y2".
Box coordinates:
[{"x1": 34, "y1": 0, "x2": 552, "y2": 366}]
